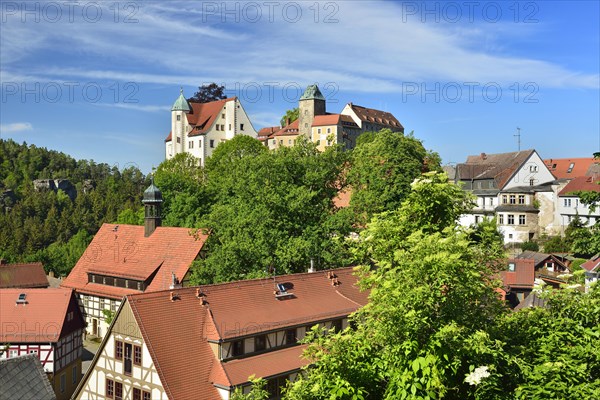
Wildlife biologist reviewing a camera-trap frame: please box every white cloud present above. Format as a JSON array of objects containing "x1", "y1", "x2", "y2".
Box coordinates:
[{"x1": 0, "y1": 122, "x2": 33, "y2": 133}]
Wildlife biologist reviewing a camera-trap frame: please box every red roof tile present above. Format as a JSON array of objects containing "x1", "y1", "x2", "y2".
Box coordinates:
[
  {"x1": 218, "y1": 344, "x2": 309, "y2": 387},
  {"x1": 544, "y1": 157, "x2": 597, "y2": 180},
  {"x1": 258, "y1": 127, "x2": 281, "y2": 138},
  {"x1": 123, "y1": 267, "x2": 367, "y2": 396},
  {"x1": 501, "y1": 259, "x2": 535, "y2": 289},
  {"x1": 0, "y1": 288, "x2": 79, "y2": 343},
  {"x1": 558, "y1": 175, "x2": 600, "y2": 196},
  {"x1": 164, "y1": 98, "x2": 236, "y2": 141},
  {"x1": 582, "y1": 255, "x2": 600, "y2": 272},
  {"x1": 61, "y1": 224, "x2": 207, "y2": 299},
  {"x1": 0, "y1": 262, "x2": 48, "y2": 288},
  {"x1": 272, "y1": 119, "x2": 300, "y2": 137}
]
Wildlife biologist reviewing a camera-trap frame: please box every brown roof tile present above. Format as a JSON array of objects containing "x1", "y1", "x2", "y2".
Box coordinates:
[
  {"x1": 218, "y1": 344, "x2": 309, "y2": 387},
  {"x1": 0, "y1": 262, "x2": 48, "y2": 289},
  {"x1": 348, "y1": 103, "x2": 403, "y2": 131},
  {"x1": 61, "y1": 224, "x2": 207, "y2": 299},
  {"x1": 457, "y1": 150, "x2": 536, "y2": 189},
  {"x1": 272, "y1": 119, "x2": 300, "y2": 137},
  {"x1": 501, "y1": 259, "x2": 535, "y2": 289}
]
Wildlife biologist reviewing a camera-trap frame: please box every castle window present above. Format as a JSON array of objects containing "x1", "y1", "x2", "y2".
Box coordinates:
[
  {"x1": 210, "y1": 140, "x2": 215, "y2": 148},
  {"x1": 176, "y1": 137, "x2": 180, "y2": 143},
  {"x1": 240, "y1": 124, "x2": 245, "y2": 131},
  {"x1": 318, "y1": 128, "x2": 321, "y2": 134},
  {"x1": 304, "y1": 123, "x2": 308, "y2": 128},
  {"x1": 216, "y1": 125, "x2": 220, "y2": 131},
  {"x1": 304, "y1": 109, "x2": 308, "y2": 115},
  {"x1": 176, "y1": 115, "x2": 181, "y2": 121},
  {"x1": 188, "y1": 141, "x2": 194, "y2": 149},
  {"x1": 221, "y1": 124, "x2": 225, "y2": 130}
]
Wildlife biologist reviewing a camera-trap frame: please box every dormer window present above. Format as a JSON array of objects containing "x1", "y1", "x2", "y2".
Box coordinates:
[
  {"x1": 255, "y1": 335, "x2": 267, "y2": 352},
  {"x1": 232, "y1": 340, "x2": 244, "y2": 356}
]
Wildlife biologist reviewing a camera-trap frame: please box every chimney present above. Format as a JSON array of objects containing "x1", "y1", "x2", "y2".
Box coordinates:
[
  {"x1": 48, "y1": 270, "x2": 55, "y2": 278},
  {"x1": 308, "y1": 258, "x2": 315, "y2": 273}
]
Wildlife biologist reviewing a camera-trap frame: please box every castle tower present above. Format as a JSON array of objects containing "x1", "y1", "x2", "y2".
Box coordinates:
[
  {"x1": 171, "y1": 88, "x2": 191, "y2": 157},
  {"x1": 298, "y1": 84, "x2": 326, "y2": 137},
  {"x1": 142, "y1": 178, "x2": 163, "y2": 237}
]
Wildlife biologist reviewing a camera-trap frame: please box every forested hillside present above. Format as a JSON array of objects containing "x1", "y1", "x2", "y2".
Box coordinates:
[{"x1": 0, "y1": 139, "x2": 148, "y2": 276}]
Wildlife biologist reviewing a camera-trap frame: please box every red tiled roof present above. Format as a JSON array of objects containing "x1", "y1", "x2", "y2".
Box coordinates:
[
  {"x1": 312, "y1": 114, "x2": 342, "y2": 127},
  {"x1": 124, "y1": 267, "x2": 367, "y2": 396},
  {"x1": 61, "y1": 224, "x2": 207, "y2": 299},
  {"x1": 129, "y1": 289, "x2": 222, "y2": 400},
  {"x1": 218, "y1": 344, "x2": 309, "y2": 387},
  {"x1": 272, "y1": 119, "x2": 300, "y2": 137},
  {"x1": 457, "y1": 150, "x2": 536, "y2": 189},
  {"x1": 0, "y1": 262, "x2": 48, "y2": 289},
  {"x1": 258, "y1": 126, "x2": 281, "y2": 138},
  {"x1": 544, "y1": 157, "x2": 596, "y2": 180},
  {"x1": 0, "y1": 288, "x2": 78, "y2": 343},
  {"x1": 164, "y1": 98, "x2": 236, "y2": 141},
  {"x1": 347, "y1": 103, "x2": 403, "y2": 130},
  {"x1": 200, "y1": 268, "x2": 365, "y2": 339},
  {"x1": 501, "y1": 259, "x2": 535, "y2": 289},
  {"x1": 582, "y1": 255, "x2": 600, "y2": 272},
  {"x1": 558, "y1": 175, "x2": 600, "y2": 196}
]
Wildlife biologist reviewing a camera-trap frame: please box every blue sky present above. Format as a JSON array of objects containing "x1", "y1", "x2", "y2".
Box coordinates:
[{"x1": 1, "y1": 0, "x2": 599, "y2": 173}]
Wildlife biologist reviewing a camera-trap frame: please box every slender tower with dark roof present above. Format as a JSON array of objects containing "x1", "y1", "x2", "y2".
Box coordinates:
[
  {"x1": 142, "y1": 178, "x2": 163, "y2": 237},
  {"x1": 298, "y1": 84, "x2": 326, "y2": 138},
  {"x1": 170, "y1": 88, "x2": 191, "y2": 157}
]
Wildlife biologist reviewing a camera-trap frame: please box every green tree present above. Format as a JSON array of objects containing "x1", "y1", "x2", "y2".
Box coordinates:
[
  {"x1": 230, "y1": 377, "x2": 270, "y2": 400},
  {"x1": 348, "y1": 129, "x2": 436, "y2": 220},
  {"x1": 280, "y1": 107, "x2": 299, "y2": 126},
  {"x1": 188, "y1": 83, "x2": 226, "y2": 103},
  {"x1": 285, "y1": 173, "x2": 509, "y2": 399}
]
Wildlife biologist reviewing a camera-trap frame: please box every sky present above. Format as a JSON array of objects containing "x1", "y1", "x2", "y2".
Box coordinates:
[{"x1": 1, "y1": 0, "x2": 599, "y2": 173}]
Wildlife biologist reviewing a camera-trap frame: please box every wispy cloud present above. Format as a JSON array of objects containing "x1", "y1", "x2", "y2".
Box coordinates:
[
  {"x1": 93, "y1": 102, "x2": 171, "y2": 113},
  {"x1": 0, "y1": 122, "x2": 33, "y2": 133}
]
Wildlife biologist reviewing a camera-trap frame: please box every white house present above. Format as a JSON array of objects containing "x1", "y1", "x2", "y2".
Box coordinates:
[
  {"x1": 165, "y1": 90, "x2": 257, "y2": 166},
  {"x1": 557, "y1": 175, "x2": 600, "y2": 230}
]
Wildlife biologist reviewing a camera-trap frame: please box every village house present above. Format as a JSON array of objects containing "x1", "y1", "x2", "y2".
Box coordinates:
[
  {"x1": 581, "y1": 254, "x2": 600, "y2": 292},
  {"x1": 61, "y1": 181, "x2": 208, "y2": 339},
  {"x1": 557, "y1": 175, "x2": 600, "y2": 229},
  {"x1": 0, "y1": 288, "x2": 85, "y2": 400},
  {"x1": 516, "y1": 250, "x2": 571, "y2": 287},
  {"x1": 73, "y1": 267, "x2": 368, "y2": 400},
  {"x1": 498, "y1": 258, "x2": 535, "y2": 308},
  {"x1": 165, "y1": 90, "x2": 257, "y2": 166},
  {"x1": 455, "y1": 149, "x2": 558, "y2": 243},
  {"x1": 266, "y1": 85, "x2": 403, "y2": 151}
]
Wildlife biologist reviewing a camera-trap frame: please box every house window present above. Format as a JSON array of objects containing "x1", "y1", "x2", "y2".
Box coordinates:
[
  {"x1": 475, "y1": 216, "x2": 481, "y2": 224},
  {"x1": 564, "y1": 199, "x2": 572, "y2": 207},
  {"x1": 176, "y1": 137, "x2": 180, "y2": 143},
  {"x1": 318, "y1": 128, "x2": 321, "y2": 134},
  {"x1": 134, "y1": 345, "x2": 142, "y2": 365},
  {"x1": 221, "y1": 124, "x2": 225, "y2": 131},
  {"x1": 489, "y1": 198, "x2": 494, "y2": 206},
  {"x1": 240, "y1": 123, "x2": 244, "y2": 131},
  {"x1": 115, "y1": 381, "x2": 123, "y2": 400},
  {"x1": 29, "y1": 349, "x2": 38, "y2": 355},
  {"x1": 285, "y1": 328, "x2": 297, "y2": 345},
  {"x1": 143, "y1": 391, "x2": 151, "y2": 400},
  {"x1": 137, "y1": 281, "x2": 142, "y2": 290},
  {"x1": 279, "y1": 140, "x2": 283, "y2": 145},
  {"x1": 9, "y1": 350, "x2": 18, "y2": 358},
  {"x1": 232, "y1": 340, "x2": 244, "y2": 356},
  {"x1": 509, "y1": 195, "x2": 516, "y2": 204},
  {"x1": 60, "y1": 373, "x2": 66, "y2": 392},
  {"x1": 288, "y1": 139, "x2": 292, "y2": 145},
  {"x1": 508, "y1": 262, "x2": 515, "y2": 272},
  {"x1": 210, "y1": 140, "x2": 215, "y2": 148},
  {"x1": 106, "y1": 379, "x2": 114, "y2": 399},
  {"x1": 502, "y1": 195, "x2": 507, "y2": 204},
  {"x1": 255, "y1": 335, "x2": 267, "y2": 352},
  {"x1": 222, "y1": 113, "x2": 225, "y2": 119},
  {"x1": 188, "y1": 141, "x2": 194, "y2": 149},
  {"x1": 229, "y1": 124, "x2": 232, "y2": 130},
  {"x1": 529, "y1": 165, "x2": 538, "y2": 172},
  {"x1": 327, "y1": 128, "x2": 331, "y2": 133},
  {"x1": 518, "y1": 195, "x2": 525, "y2": 204},
  {"x1": 133, "y1": 388, "x2": 141, "y2": 400},
  {"x1": 72, "y1": 365, "x2": 78, "y2": 384},
  {"x1": 567, "y1": 162, "x2": 574, "y2": 173},
  {"x1": 331, "y1": 319, "x2": 343, "y2": 332},
  {"x1": 519, "y1": 215, "x2": 526, "y2": 225},
  {"x1": 176, "y1": 115, "x2": 181, "y2": 121},
  {"x1": 498, "y1": 214, "x2": 504, "y2": 225},
  {"x1": 115, "y1": 340, "x2": 123, "y2": 360},
  {"x1": 216, "y1": 124, "x2": 220, "y2": 131},
  {"x1": 508, "y1": 214, "x2": 515, "y2": 225},
  {"x1": 529, "y1": 178, "x2": 535, "y2": 186}
]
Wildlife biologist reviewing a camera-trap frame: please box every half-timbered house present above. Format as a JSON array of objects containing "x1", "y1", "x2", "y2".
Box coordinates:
[
  {"x1": 74, "y1": 267, "x2": 368, "y2": 400},
  {"x1": 61, "y1": 182, "x2": 208, "y2": 339},
  {"x1": 0, "y1": 288, "x2": 85, "y2": 400}
]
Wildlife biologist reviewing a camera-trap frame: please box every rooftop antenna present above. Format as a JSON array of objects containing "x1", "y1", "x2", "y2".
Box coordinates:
[{"x1": 514, "y1": 127, "x2": 521, "y2": 151}]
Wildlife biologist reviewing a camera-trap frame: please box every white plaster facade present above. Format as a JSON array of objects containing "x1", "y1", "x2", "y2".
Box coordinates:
[{"x1": 166, "y1": 95, "x2": 257, "y2": 166}]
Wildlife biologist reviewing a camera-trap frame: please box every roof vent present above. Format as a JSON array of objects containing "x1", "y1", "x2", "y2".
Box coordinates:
[
  {"x1": 274, "y1": 282, "x2": 294, "y2": 299},
  {"x1": 16, "y1": 293, "x2": 27, "y2": 304}
]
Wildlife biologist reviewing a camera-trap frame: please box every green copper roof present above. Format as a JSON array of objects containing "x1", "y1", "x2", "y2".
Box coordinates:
[
  {"x1": 300, "y1": 84, "x2": 325, "y2": 101},
  {"x1": 171, "y1": 89, "x2": 191, "y2": 112}
]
